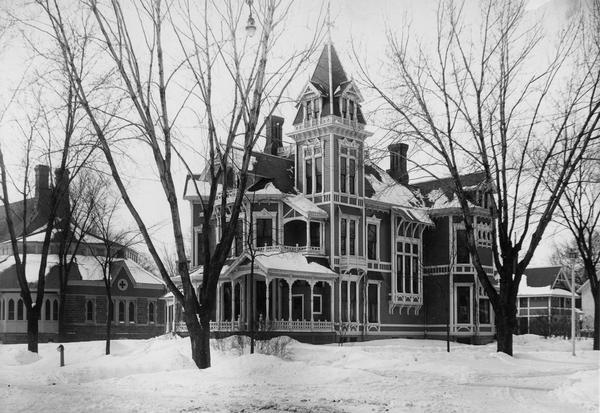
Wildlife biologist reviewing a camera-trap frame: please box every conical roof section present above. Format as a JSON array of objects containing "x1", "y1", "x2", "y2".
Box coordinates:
[{"x1": 310, "y1": 44, "x2": 348, "y2": 94}]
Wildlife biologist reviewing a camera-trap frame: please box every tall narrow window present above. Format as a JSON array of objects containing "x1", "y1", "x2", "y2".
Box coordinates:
[
  {"x1": 306, "y1": 100, "x2": 313, "y2": 120},
  {"x1": 8, "y1": 299, "x2": 14, "y2": 320},
  {"x1": 341, "y1": 281, "x2": 348, "y2": 322},
  {"x1": 52, "y1": 300, "x2": 58, "y2": 321},
  {"x1": 349, "y1": 220, "x2": 356, "y2": 255},
  {"x1": 45, "y1": 300, "x2": 51, "y2": 321},
  {"x1": 479, "y1": 298, "x2": 490, "y2": 324},
  {"x1": 349, "y1": 159, "x2": 356, "y2": 195},
  {"x1": 86, "y1": 300, "x2": 94, "y2": 322},
  {"x1": 350, "y1": 281, "x2": 357, "y2": 321},
  {"x1": 149, "y1": 302, "x2": 155, "y2": 323},
  {"x1": 119, "y1": 301, "x2": 125, "y2": 322},
  {"x1": 256, "y1": 218, "x2": 273, "y2": 247},
  {"x1": 367, "y1": 223, "x2": 378, "y2": 260},
  {"x1": 128, "y1": 302, "x2": 135, "y2": 323},
  {"x1": 305, "y1": 158, "x2": 313, "y2": 194},
  {"x1": 395, "y1": 221, "x2": 422, "y2": 295},
  {"x1": 315, "y1": 156, "x2": 323, "y2": 193},
  {"x1": 310, "y1": 222, "x2": 320, "y2": 248},
  {"x1": 340, "y1": 156, "x2": 347, "y2": 193},
  {"x1": 17, "y1": 299, "x2": 24, "y2": 320},
  {"x1": 340, "y1": 218, "x2": 347, "y2": 255},
  {"x1": 456, "y1": 229, "x2": 470, "y2": 264}
]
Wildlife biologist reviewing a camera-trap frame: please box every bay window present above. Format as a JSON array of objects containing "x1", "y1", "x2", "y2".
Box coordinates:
[{"x1": 395, "y1": 220, "x2": 423, "y2": 296}]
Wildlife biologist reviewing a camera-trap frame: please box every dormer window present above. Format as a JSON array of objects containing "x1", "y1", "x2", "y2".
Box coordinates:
[
  {"x1": 304, "y1": 98, "x2": 321, "y2": 121},
  {"x1": 340, "y1": 97, "x2": 357, "y2": 120}
]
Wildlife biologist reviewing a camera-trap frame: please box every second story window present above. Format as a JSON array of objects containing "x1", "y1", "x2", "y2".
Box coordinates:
[
  {"x1": 367, "y1": 222, "x2": 378, "y2": 260},
  {"x1": 256, "y1": 218, "x2": 273, "y2": 247},
  {"x1": 340, "y1": 216, "x2": 359, "y2": 256},
  {"x1": 303, "y1": 145, "x2": 322, "y2": 195},
  {"x1": 395, "y1": 220, "x2": 423, "y2": 295},
  {"x1": 339, "y1": 146, "x2": 357, "y2": 195},
  {"x1": 456, "y1": 229, "x2": 470, "y2": 264}
]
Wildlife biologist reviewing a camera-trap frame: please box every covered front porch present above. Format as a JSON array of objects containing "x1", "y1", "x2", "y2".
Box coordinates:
[{"x1": 168, "y1": 251, "x2": 337, "y2": 335}]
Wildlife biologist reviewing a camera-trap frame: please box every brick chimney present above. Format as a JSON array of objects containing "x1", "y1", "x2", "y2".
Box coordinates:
[
  {"x1": 264, "y1": 115, "x2": 285, "y2": 156},
  {"x1": 34, "y1": 164, "x2": 50, "y2": 199},
  {"x1": 387, "y1": 143, "x2": 409, "y2": 185}
]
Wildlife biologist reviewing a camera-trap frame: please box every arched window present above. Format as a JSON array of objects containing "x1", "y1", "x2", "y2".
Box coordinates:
[
  {"x1": 52, "y1": 300, "x2": 59, "y2": 321},
  {"x1": 8, "y1": 299, "x2": 14, "y2": 320},
  {"x1": 118, "y1": 301, "x2": 125, "y2": 322},
  {"x1": 148, "y1": 302, "x2": 155, "y2": 323},
  {"x1": 86, "y1": 300, "x2": 94, "y2": 322},
  {"x1": 128, "y1": 302, "x2": 135, "y2": 323},
  {"x1": 17, "y1": 299, "x2": 24, "y2": 320},
  {"x1": 45, "y1": 300, "x2": 51, "y2": 321}
]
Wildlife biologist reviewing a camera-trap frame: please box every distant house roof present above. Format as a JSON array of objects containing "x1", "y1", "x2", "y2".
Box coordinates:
[
  {"x1": 0, "y1": 254, "x2": 164, "y2": 288},
  {"x1": 524, "y1": 266, "x2": 572, "y2": 291},
  {"x1": 0, "y1": 198, "x2": 41, "y2": 243},
  {"x1": 518, "y1": 275, "x2": 576, "y2": 298}
]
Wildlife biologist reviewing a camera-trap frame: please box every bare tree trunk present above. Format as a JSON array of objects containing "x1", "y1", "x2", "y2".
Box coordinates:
[
  {"x1": 594, "y1": 285, "x2": 599, "y2": 351},
  {"x1": 188, "y1": 312, "x2": 211, "y2": 368},
  {"x1": 106, "y1": 291, "x2": 113, "y2": 355},
  {"x1": 27, "y1": 307, "x2": 40, "y2": 353}
]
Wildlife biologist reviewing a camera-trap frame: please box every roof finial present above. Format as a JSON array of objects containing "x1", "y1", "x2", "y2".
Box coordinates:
[{"x1": 326, "y1": 0, "x2": 333, "y2": 45}]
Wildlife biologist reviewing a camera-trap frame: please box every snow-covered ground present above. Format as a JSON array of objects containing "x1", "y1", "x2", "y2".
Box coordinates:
[{"x1": 0, "y1": 335, "x2": 598, "y2": 412}]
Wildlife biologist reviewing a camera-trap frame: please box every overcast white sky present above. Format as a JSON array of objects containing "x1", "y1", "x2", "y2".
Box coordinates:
[{"x1": 0, "y1": 0, "x2": 578, "y2": 265}]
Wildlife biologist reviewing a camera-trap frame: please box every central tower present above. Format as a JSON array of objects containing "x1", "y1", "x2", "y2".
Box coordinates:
[{"x1": 288, "y1": 43, "x2": 372, "y2": 276}]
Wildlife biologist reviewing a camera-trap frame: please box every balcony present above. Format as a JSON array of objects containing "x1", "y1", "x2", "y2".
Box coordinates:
[
  {"x1": 255, "y1": 244, "x2": 325, "y2": 255},
  {"x1": 293, "y1": 115, "x2": 365, "y2": 132},
  {"x1": 336, "y1": 255, "x2": 367, "y2": 272}
]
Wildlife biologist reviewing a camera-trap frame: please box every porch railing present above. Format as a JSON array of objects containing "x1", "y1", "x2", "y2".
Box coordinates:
[
  {"x1": 175, "y1": 320, "x2": 335, "y2": 333},
  {"x1": 255, "y1": 244, "x2": 325, "y2": 255}
]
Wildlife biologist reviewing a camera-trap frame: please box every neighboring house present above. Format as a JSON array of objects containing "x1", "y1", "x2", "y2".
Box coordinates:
[
  {"x1": 516, "y1": 266, "x2": 579, "y2": 336},
  {"x1": 0, "y1": 166, "x2": 166, "y2": 344},
  {"x1": 167, "y1": 42, "x2": 497, "y2": 344},
  {"x1": 577, "y1": 275, "x2": 598, "y2": 334}
]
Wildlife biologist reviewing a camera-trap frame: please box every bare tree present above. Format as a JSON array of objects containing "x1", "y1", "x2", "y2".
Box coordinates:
[
  {"x1": 38, "y1": 0, "x2": 323, "y2": 368},
  {"x1": 358, "y1": 0, "x2": 600, "y2": 355},
  {"x1": 83, "y1": 177, "x2": 141, "y2": 355}
]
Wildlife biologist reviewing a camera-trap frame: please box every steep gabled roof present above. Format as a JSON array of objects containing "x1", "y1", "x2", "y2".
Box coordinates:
[{"x1": 524, "y1": 266, "x2": 571, "y2": 291}]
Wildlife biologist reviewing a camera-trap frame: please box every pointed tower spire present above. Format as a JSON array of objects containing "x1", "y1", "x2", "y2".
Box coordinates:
[{"x1": 327, "y1": 2, "x2": 334, "y2": 116}]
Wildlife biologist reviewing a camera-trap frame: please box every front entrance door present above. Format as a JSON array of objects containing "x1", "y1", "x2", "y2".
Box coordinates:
[{"x1": 455, "y1": 285, "x2": 472, "y2": 325}]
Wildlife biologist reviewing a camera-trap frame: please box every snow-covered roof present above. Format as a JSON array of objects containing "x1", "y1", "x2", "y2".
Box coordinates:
[
  {"x1": 222, "y1": 250, "x2": 336, "y2": 280},
  {"x1": 364, "y1": 163, "x2": 422, "y2": 207},
  {"x1": 3, "y1": 224, "x2": 113, "y2": 246},
  {"x1": 283, "y1": 194, "x2": 328, "y2": 219},
  {"x1": 254, "y1": 251, "x2": 336, "y2": 277},
  {"x1": 518, "y1": 276, "x2": 576, "y2": 298},
  {"x1": 0, "y1": 254, "x2": 163, "y2": 285}
]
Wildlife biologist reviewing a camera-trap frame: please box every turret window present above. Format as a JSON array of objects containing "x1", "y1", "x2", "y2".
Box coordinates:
[
  {"x1": 339, "y1": 146, "x2": 357, "y2": 195},
  {"x1": 304, "y1": 98, "x2": 321, "y2": 121},
  {"x1": 303, "y1": 145, "x2": 323, "y2": 195}
]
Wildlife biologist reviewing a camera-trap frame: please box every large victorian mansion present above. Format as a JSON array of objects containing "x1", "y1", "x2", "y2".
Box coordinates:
[{"x1": 168, "y1": 43, "x2": 497, "y2": 344}]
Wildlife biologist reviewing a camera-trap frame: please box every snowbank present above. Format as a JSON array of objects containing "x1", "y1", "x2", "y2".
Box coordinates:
[{"x1": 0, "y1": 335, "x2": 598, "y2": 412}]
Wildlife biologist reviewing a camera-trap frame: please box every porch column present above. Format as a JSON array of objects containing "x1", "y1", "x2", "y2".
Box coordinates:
[
  {"x1": 347, "y1": 280, "x2": 351, "y2": 322},
  {"x1": 265, "y1": 278, "x2": 270, "y2": 322},
  {"x1": 338, "y1": 282, "x2": 342, "y2": 324},
  {"x1": 310, "y1": 281, "x2": 315, "y2": 323},
  {"x1": 231, "y1": 280, "x2": 236, "y2": 323},
  {"x1": 306, "y1": 218, "x2": 311, "y2": 250},
  {"x1": 329, "y1": 281, "x2": 335, "y2": 323},
  {"x1": 288, "y1": 279, "x2": 293, "y2": 322},
  {"x1": 216, "y1": 283, "x2": 221, "y2": 323},
  {"x1": 355, "y1": 280, "x2": 360, "y2": 323}
]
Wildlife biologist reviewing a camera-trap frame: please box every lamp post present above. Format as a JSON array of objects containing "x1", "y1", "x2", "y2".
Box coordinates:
[
  {"x1": 568, "y1": 250, "x2": 577, "y2": 356},
  {"x1": 245, "y1": 0, "x2": 256, "y2": 37}
]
